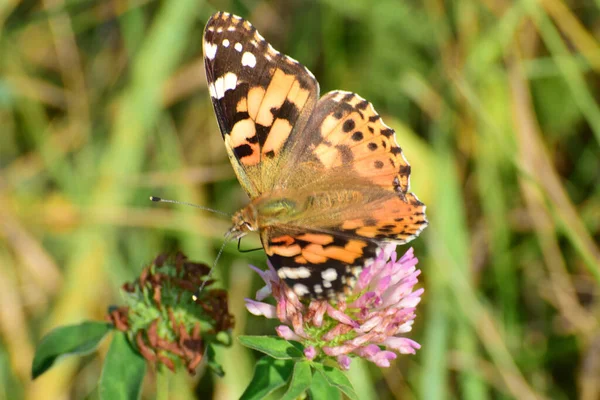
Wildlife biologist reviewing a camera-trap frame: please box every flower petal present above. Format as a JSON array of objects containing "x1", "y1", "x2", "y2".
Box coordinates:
[
  {"x1": 337, "y1": 355, "x2": 351, "y2": 370},
  {"x1": 304, "y1": 346, "x2": 317, "y2": 360},
  {"x1": 383, "y1": 337, "x2": 421, "y2": 354},
  {"x1": 375, "y1": 275, "x2": 392, "y2": 294},
  {"x1": 354, "y1": 344, "x2": 380, "y2": 358},
  {"x1": 357, "y1": 264, "x2": 373, "y2": 291},
  {"x1": 308, "y1": 300, "x2": 328, "y2": 327},
  {"x1": 245, "y1": 299, "x2": 277, "y2": 318},
  {"x1": 323, "y1": 344, "x2": 355, "y2": 356},
  {"x1": 359, "y1": 315, "x2": 383, "y2": 333},
  {"x1": 382, "y1": 282, "x2": 422, "y2": 309},
  {"x1": 396, "y1": 320, "x2": 414, "y2": 334},
  {"x1": 276, "y1": 325, "x2": 302, "y2": 341},
  {"x1": 327, "y1": 305, "x2": 359, "y2": 328},
  {"x1": 372, "y1": 350, "x2": 397, "y2": 367},
  {"x1": 248, "y1": 264, "x2": 269, "y2": 282},
  {"x1": 322, "y1": 324, "x2": 353, "y2": 341},
  {"x1": 396, "y1": 288, "x2": 424, "y2": 309},
  {"x1": 399, "y1": 247, "x2": 414, "y2": 263},
  {"x1": 255, "y1": 285, "x2": 272, "y2": 301}
]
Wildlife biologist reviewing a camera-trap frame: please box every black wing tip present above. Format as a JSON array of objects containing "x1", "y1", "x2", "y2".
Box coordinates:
[
  {"x1": 204, "y1": 12, "x2": 254, "y2": 44},
  {"x1": 206, "y1": 11, "x2": 246, "y2": 27}
]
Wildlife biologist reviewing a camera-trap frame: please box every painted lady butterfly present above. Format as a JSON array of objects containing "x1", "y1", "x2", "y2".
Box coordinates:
[{"x1": 203, "y1": 12, "x2": 428, "y2": 299}]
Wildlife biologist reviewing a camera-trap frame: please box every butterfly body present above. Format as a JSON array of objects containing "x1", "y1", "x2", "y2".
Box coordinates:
[
  {"x1": 230, "y1": 189, "x2": 358, "y2": 237},
  {"x1": 204, "y1": 12, "x2": 428, "y2": 299}
]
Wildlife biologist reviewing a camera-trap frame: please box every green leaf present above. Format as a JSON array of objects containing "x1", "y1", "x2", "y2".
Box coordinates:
[
  {"x1": 313, "y1": 364, "x2": 357, "y2": 400},
  {"x1": 31, "y1": 321, "x2": 113, "y2": 379},
  {"x1": 240, "y1": 356, "x2": 294, "y2": 400},
  {"x1": 99, "y1": 331, "x2": 146, "y2": 400},
  {"x1": 238, "y1": 335, "x2": 304, "y2": 359},
  {"x1": 308, "y1": 368, "x2": 341, "y2": 400},
  {"x1": 281, "y1": 361, "x2": 312, "y2": 400},
  {"x1": 206, "y1": 344, "x2": 225, "y2": 377}
]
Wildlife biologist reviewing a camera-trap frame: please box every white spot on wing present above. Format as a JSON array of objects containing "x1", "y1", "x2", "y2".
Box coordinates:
[
  {"x1": 241, "y1": 52, "x2": 257, "y2": 68},
  {"x1": 321, "y1": 268, "x2": 338, "y2": 282},
  {"x1": 293, "y1": 284, "x2": 309, "y2": 296},
  {"x1": 234, "y1": 42, "x2": 243, "y2": 52},
  {"x1": 213, "y1": 72, "x2": 238, "y2": 99},
  {"x1": 296, "y1": 267, "x2": 312, "y2": 279},
  {"x1": 222, "y1": 39, "x2": 230, "y2": 47},
  {"x1": 204, "y1": 42, "x2": 218, "y2": 60},
  {"x1": 223, "y1": 73, "x2": 237, "y2": 91},
  {"x1": 277, "y1": 267, "x2": 311, "y2": 279}
]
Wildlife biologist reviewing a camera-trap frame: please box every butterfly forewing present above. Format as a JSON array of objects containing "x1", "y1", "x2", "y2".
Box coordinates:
[{"x1": 203, "y1": 12, "x2": 319, "y2": 197}]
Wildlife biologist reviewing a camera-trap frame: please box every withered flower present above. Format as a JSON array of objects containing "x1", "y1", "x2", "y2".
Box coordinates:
[{"x1": 107, "y1": 253, "x2": 234, "y2": 375}]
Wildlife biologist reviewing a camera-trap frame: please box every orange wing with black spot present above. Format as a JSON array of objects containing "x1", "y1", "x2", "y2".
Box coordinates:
[
  {"x1": 203, "y1": 12, "x2": 319, "y2": 197},
  {"x1": 278, "y1": 90, "x2": 428, "y2": 243},
  {"x1": 262, "y1": 227, "x2": 380, "y2": 299},
  {"x1": 282, "y1": 91, "x2": 411, "y2": 193}
]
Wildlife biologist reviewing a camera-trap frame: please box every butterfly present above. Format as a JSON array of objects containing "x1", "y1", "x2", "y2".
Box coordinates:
[{"x1": 203, "y1": 12, "x2": 427, "y2": 300}]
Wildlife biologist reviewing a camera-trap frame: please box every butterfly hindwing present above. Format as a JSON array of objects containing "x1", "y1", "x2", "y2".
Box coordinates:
[
  {"x1": 262, "y1": 227, "x2": 380, "y2": 299},
  {"x1": 203, "y1": 12, "x2": 319, "y2": 197}
]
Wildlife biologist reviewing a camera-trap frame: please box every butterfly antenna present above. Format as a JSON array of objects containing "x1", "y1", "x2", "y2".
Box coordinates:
[
  {"x1": 192, "y1": 231, "x2": 233, "y2": 301},
  {"x1": 150, "y1": 196, "x2": 231, "y2": 217}
]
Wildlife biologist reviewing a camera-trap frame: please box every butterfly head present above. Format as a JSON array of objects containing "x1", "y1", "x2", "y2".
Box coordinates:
[{"x1": 228, "y1": 204, "x2": 258, "y2": 240}]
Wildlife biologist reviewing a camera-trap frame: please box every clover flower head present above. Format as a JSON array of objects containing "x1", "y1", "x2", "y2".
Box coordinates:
[
  {"x1": 108, "y1": 253, "x2": 234, "y2": 375},
  {"x1": 245, "y1": 244, "x2": 423, "y2": 370}
]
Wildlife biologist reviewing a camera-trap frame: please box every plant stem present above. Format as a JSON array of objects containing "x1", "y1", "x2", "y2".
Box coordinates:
[{"x1": 156, "y1": 365, "x2": 170, "y2": 400}]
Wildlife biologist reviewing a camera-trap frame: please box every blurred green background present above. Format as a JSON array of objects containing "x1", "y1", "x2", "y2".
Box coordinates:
[{"x1": 1, "y1": 0, "x2": 599, "y2": 399}]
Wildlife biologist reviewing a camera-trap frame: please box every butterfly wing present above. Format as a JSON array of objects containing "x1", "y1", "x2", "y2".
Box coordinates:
[
  {"x1": 262, "y1": 226, "x2": 381, "y2": 299},
  {"x1": 203, "y1": 12, "x2": 319, "y2": 198},
  {"x1": 280, "y1": 90, "x2": 428, "y2": 243}
]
